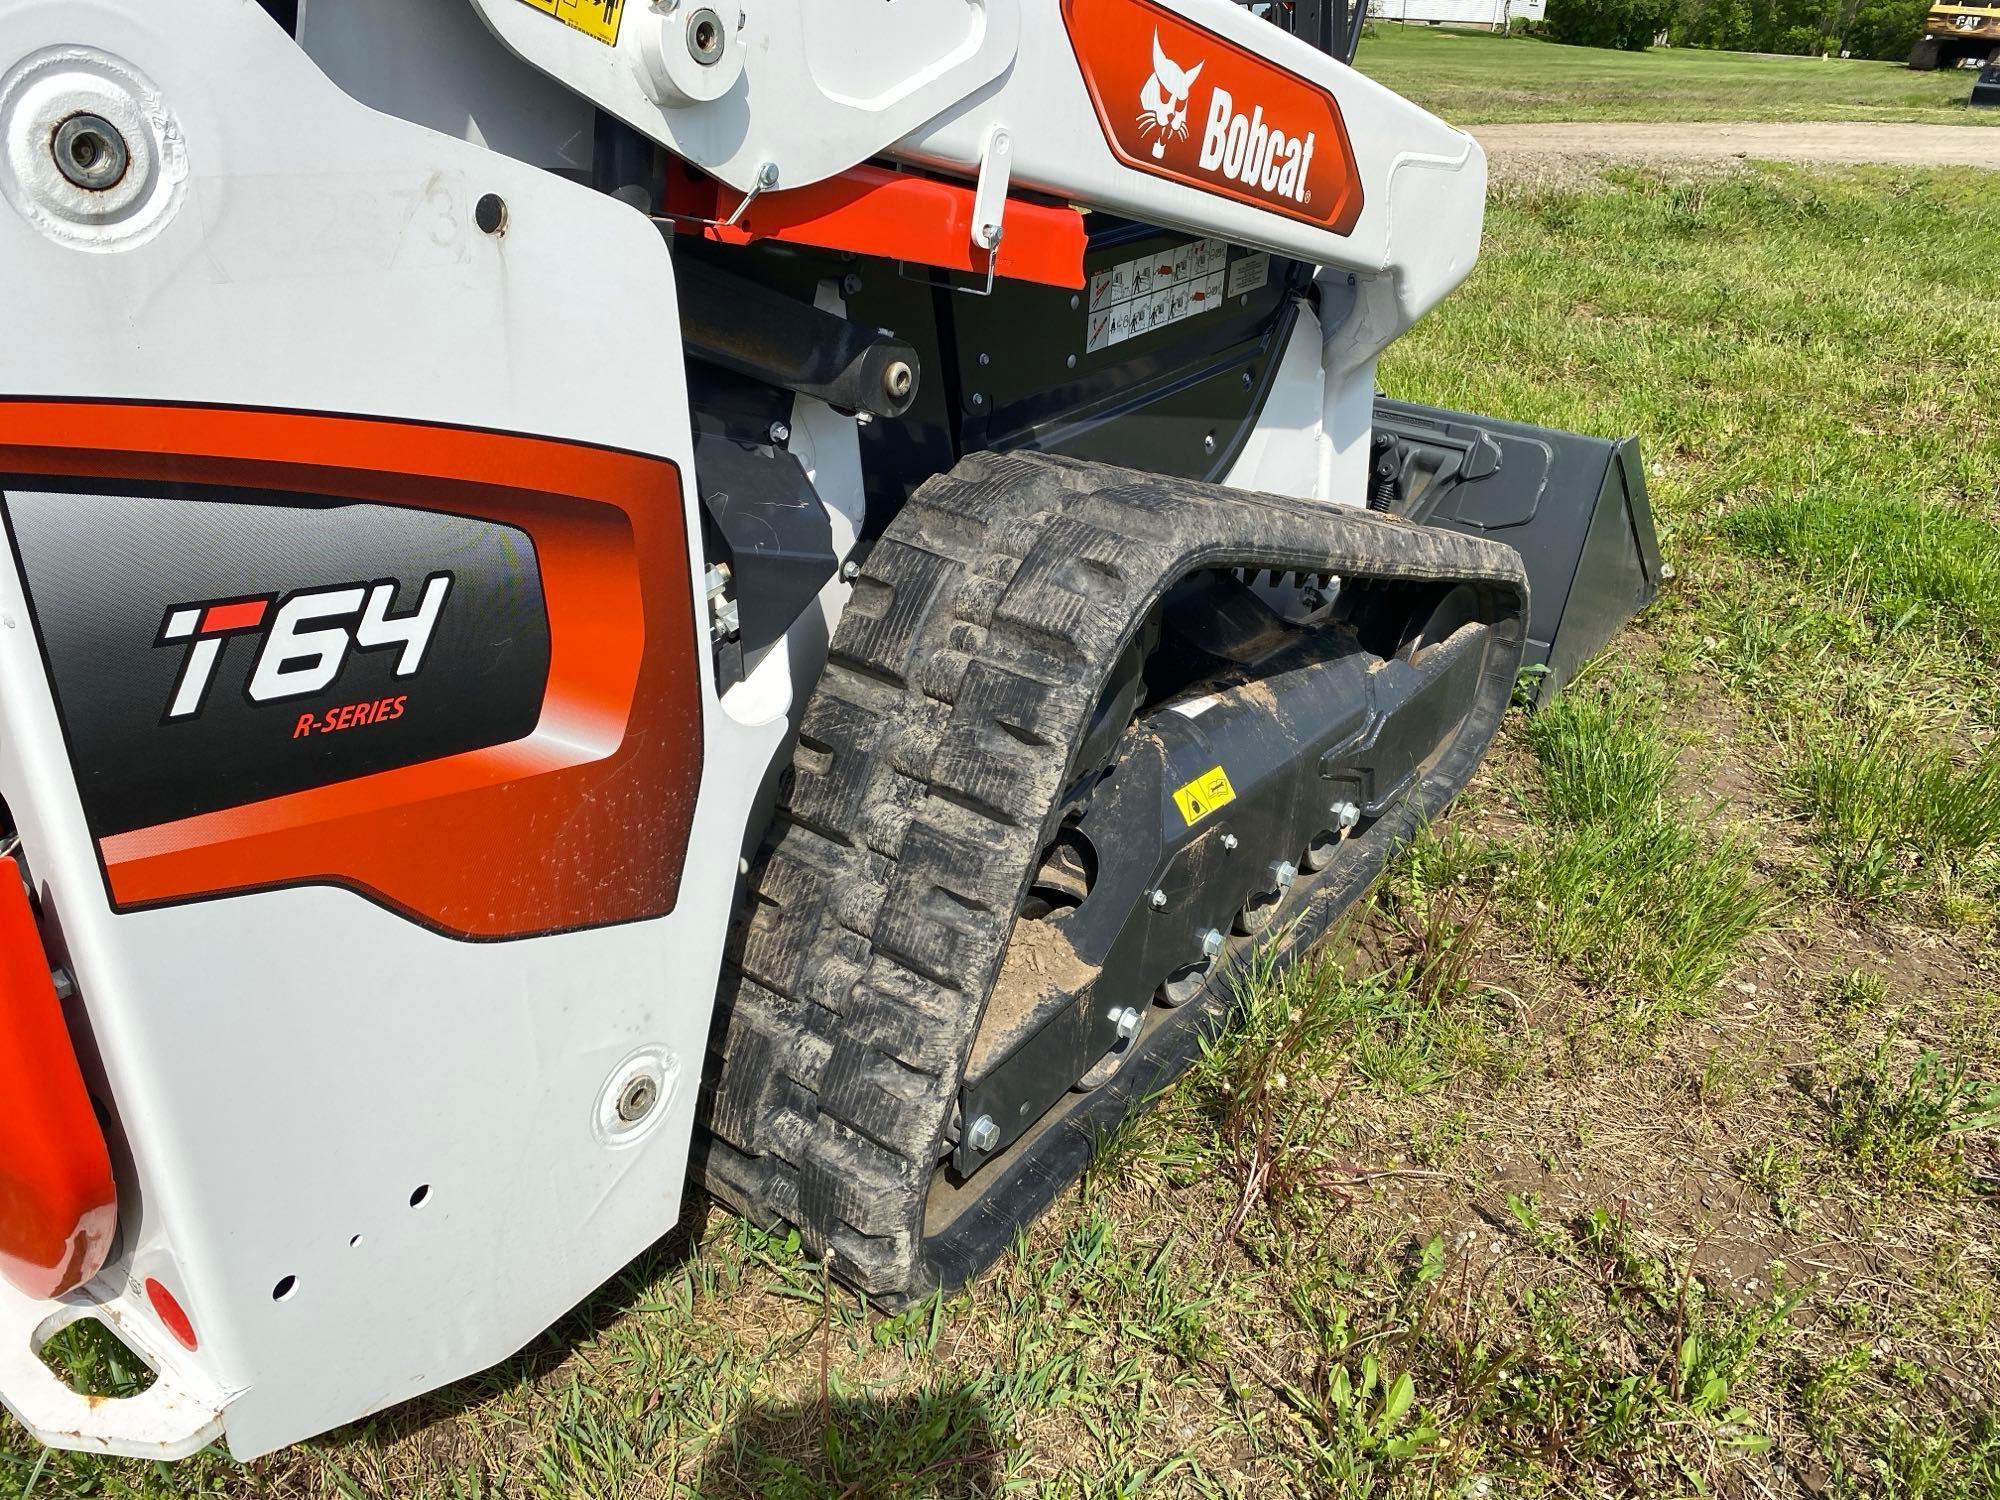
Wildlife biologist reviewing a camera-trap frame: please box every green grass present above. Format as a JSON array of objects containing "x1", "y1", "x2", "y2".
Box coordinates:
[
  {"x1": 13, "y1": 158, "x2": 2000, "y2": 1500},
  {"x1": 1523, "y1": 686, "x2": 1677, "y2": 825},
  {"x1": 37, "y1": 1319, "x2": 155, "y2": 1402},
  {"x1": 1354, "y1": 23, "x2": 1995, "y2": 125},
  {"x1": 1826, "y1": 1033, "x2": 2000, "y2": 1192},
  {"x1": 1788, "y1": 722, "x2": 2000, "y2": 906},
  {"x1": 1726, "y1": 494, "x2": 2000, "y2": 663},
  {"x1": 1515, "y1": 814, "x2": 1772, "y2": 1009},
  {"x1": 1506, "y1": 686, "x2": 1774, "y2": 1013}
]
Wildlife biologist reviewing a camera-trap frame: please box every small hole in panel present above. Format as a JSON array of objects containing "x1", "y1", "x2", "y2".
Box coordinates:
[
  {"x1": 349, "y1": 1234, "x2": 364, "y2": 1248},
  {"x1": 271, "y1": 1275, "x2": 298, "y2": 1302},
  {"x1": 409, "y1": 1184, "x2": 431, "y2": 1209}
]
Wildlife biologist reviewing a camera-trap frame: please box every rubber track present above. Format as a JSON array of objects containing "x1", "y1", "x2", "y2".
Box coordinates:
[{"x1": 695, "y1": 450, "x2": 1528, "y2": 1298}]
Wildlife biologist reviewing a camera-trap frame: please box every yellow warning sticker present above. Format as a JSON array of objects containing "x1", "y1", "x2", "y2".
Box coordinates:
[
  {"x1": 1172, "y1": 766, "x2": 1237, "y2": 827},
  {"x1": 516, "y1": 0, "x2": 625, "y2": 45}
]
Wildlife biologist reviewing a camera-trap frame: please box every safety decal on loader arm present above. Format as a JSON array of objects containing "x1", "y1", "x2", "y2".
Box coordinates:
[{"x1": 515, "y1": 0, "x2": 624, "y2": 45}]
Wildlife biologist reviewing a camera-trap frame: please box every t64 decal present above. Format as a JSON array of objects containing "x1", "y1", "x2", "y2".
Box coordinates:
[{"x1": 0, "y1": 401, "x2": 702, "y2": 941}]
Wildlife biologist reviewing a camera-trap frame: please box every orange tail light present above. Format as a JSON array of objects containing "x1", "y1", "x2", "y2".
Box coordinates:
[{"x1": 0, "y1": 869, "x2": 116, "y2": 1299}]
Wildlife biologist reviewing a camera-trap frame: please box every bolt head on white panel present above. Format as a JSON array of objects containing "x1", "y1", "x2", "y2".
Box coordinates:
[
  {"x1": 593, "y1": 1048, "x2": 682, "y2": 1146},
  {"x1": 0, "y1": 46, "x2": 187, "y2": 251},
  {"x1": 637, "y1": 1, "x2": 747, "y2": 107}
]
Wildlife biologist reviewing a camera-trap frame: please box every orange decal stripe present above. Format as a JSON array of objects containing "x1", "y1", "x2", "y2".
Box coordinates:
[{"x1": 0, "y1": 402, "x2": 703, "y2": 941}]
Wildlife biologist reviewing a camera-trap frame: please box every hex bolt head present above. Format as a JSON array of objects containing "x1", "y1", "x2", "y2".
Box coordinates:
[
  {"x1": 967, "y1": 1114, "x2": 999, "y2": 1153},
  {"x1": 616, "y1": 1075, "x2": 659, "y2": 1123},
  {"x1": 1198, "y1": 927, "x2": 1225, "y2": 959},
  {"x1": 686, "y1": 7, "x2": 725, "y2": 63},
  {"x1": 758, "y1": 161, "x2": 780, "y2": 189},
  {"x1": 1202, "y1": 431, "x2": 1218, "y2": 455},
  {"x1": 840, "y1": 558, "x2": 861, "y2": 581},
  {"x1": 1220, "y1": 832, "x2": 1240, "y2": 851},
  {"x1": 1112, "y1": 1007, "x2": 1143, "y2": 1043},
  {"x1": 768, "y1": 420, "x2": 791, "y2": 445},
  {"x1": 1147, "y1": 887, "x2": 1168, "y2": 911},
  {"x1": 52, "y1": 114, "x2": 128, "y2": 193},
  {"x1": 842, "y1": 272, "x2": 864, "y2": 296},
  {"x1": 1271, "y1": 860, "x2": 1298, "y2": 890},
  {"x1": 1332, "y1": 800, "x2": 1361, "y2": 832}
]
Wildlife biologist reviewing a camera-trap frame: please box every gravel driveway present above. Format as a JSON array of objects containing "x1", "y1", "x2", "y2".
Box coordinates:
[{"x1": 1474, "y1": 121, "x2": 2000, "y2": 177}]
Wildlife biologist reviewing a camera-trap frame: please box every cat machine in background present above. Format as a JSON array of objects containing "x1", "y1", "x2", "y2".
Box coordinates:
[
  {"x1": 0, "y1": 0, "x2": 1658, "y2": 1459},
  {"x1": 1910, "y1": 0, "x2": 2000, "y2": 67}
]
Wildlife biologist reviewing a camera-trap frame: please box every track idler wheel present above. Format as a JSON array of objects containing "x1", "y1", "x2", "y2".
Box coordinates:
[
  {"x1": 1157, "y1": 926, "x2": 1225, "y2": 1007},
  {"x1": 1303, "y1": 799, "x2": 1362, "y2": 872}
]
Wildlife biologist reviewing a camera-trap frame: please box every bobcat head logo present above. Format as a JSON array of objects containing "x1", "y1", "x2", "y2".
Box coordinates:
[{"x1": 1136, "y1": 30, "x2": 1203, "y2": 160}]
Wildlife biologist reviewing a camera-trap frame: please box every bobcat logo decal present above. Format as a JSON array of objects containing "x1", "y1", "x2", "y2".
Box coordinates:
[
  {"x1": 1062, "y1": 0, "x2": 1363, "y2": 233},
  {"x1": 1135, "y1": 30, "x2": 1203, "y2": 159}
]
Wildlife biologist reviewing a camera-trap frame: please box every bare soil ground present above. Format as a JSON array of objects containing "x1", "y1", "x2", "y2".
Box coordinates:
[{"x1": 1477, "y1": 122, "x2": 2000, "y2": 174}]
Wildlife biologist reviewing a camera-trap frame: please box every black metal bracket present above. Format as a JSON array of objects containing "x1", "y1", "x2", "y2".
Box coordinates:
[
  {"x1": 692, "y1": 422, "x2": 837, "y2": 669},
  {"x1": 1375, "y1": 398, "x2": 1664, "y2": 704},
  {"x1": 953, "y1": 602, "x2": 1500, "y2": 1175},
  {"x1": 675, "y1": 257, "x2": 922, "y2": 420}
]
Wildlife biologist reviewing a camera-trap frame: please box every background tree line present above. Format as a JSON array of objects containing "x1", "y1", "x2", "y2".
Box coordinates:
[{"x1": 1543, "y1": 0, "x2": 1932, "y2": 59}]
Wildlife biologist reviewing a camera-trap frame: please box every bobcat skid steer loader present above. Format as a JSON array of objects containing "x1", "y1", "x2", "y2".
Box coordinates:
[{"x1": 0, "y1": 0, "x2": 1660, "y2": 1460}]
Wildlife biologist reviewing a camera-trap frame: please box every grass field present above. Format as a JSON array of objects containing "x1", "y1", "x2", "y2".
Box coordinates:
[
  {"x1": 1355, "y1": 24, "x2": 1996, "y2": 125},
  {"x1": 8, "y1": 144, "x2": 2000, "y2": 1500}
]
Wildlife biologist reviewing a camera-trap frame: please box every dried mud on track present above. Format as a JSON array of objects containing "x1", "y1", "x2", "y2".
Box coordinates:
[{"x1": 1478, "y1": 121, "x2": 2000, "y2": 184}]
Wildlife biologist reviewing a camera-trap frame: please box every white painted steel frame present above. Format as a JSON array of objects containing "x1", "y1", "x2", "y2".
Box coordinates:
[{"x1": 0, "y1": 0, "x2": 797, "y2": 1460}]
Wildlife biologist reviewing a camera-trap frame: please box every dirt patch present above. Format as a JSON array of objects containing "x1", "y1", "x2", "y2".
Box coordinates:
[
  {"x1": 972, "y1": 916, "x2": 1100, "y2": 1076},
  {"x1": 1476, "y1": 121, "x2": 2000, "y2": 189}
]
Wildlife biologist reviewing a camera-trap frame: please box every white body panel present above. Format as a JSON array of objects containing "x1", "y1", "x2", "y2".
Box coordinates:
[
  {"x1": 297, "y1": 0, "x2": 596, "y2": 173},
  {"x1": 0, "y1": 0, "x2": 796, "y2": 1460},
  {"x1": 1220, "y1": 299, "x2": 1327, "y2": 498},
  {"x1": 465, "y1": 0, "x2": 1024, "y2": 195}
]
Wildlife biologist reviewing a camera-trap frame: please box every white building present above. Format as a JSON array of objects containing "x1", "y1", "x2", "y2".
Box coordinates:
[{"x1": 1370, "y1": 0, "x2": 1546, "y2": 28}]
